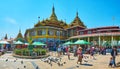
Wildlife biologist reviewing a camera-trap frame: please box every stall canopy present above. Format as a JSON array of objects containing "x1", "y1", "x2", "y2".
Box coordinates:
[
  {"x1": 24, "y1": 43, "x2": 29, "y2": 45},
  {"x1": 0, "y1": 41, "x2": 9, "y2": 44},
  {"x1": 32, "y1": 42, "x2": 46, "y2": 46},
  {"x1": 14, "y1": 41, "x2": 23, "y2": 44},
  {"x1": 74, "y1": 40, "x2": 90, "y2": 45},
  {"x1": 63, "y1": 41, "x2": 74, "y2": 45}
]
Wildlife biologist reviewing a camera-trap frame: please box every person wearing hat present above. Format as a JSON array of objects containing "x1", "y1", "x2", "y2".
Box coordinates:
[
  {"x1": 77, "y1": 47, "x2": 83, "y2": 64},
  {"x1": 90, "y1": 47, "x2": 95, "y2": 59},
  {"x1": 111, "y1": 47, "x2": 118, "y2": 67}
]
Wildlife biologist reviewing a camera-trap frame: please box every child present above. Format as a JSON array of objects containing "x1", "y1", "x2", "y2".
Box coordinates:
[{"x1": 109, "y1": 57, "x2": 114, "y2": 67}]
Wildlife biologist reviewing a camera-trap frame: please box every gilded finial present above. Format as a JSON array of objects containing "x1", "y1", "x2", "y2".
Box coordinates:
[
  {"x1": 19, "y1": 29, "x2": 21, "y2": 33},
  {"x1": 52, "y1": 4, "x2": 54, "y2": 12},
  {"x1": 76, "y1": 11, "x2": 78, "y2": 17},
  {"x1": 38, "y1": 16, "x2": 40, "y2": 21}
]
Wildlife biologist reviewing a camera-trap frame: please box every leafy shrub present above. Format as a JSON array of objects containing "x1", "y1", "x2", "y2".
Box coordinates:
[
  {"x1": 14, "y1": 48, "x2": 46, "y2": 56},
  {"x1": 41, "y1": 49, "x2": 46, "y2": 55},
  {"x1": 14, "y1": 49, "x2": 21, "y2": 55}
]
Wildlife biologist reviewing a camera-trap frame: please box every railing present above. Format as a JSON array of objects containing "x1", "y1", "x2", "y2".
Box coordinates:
[{"x1": 70, "y1": 32, "x2": 120, "y2": 39}]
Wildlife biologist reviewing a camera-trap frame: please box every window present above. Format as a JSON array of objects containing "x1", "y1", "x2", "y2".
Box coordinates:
[
  {"x1": 37, "y1": 30, "x2": 42, "y2": 35},
  {"x1": 56, "y1": 31, "x2": 60, "y2": 36},
  {"x1": 42, "y1": 29, "x2": 46, "y2": 35},
  {"x1": 88, "y1": 31, "x2": 92, "y2": 34},
  {"x1": 48, "y1": 30, "x2": 54, "y2": 36},
  {"x1": 80, "y1": 32, "x2": 83, "y2": 35},
  {"x1": 30, "y1": 30, "x2": 36, "y2": 36}
]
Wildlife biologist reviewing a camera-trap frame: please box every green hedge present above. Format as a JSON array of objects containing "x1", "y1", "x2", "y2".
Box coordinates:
[{"x1": 14, "y1": 48, "x2": 46, "y2": 56}]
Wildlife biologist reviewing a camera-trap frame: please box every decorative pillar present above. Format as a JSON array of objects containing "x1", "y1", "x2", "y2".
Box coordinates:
[
  {"x1": 46, "y1": 28, "x2": 48, "y2": 46},
  {"x1": 87, "y1": 37, "x2": 90, "y2": 42},
  {"x1": 102, "y1": 36, "x2": 105, "y2": 46},
  {"x1": 98, "y1": 36, "x2": 101, "y2": 47},
  {"x1": 111, "y1": 36, "x2": 113, "y2": 48},
  {"x1": 46, "y1": 28, "x2": 48, "y2": 36}
]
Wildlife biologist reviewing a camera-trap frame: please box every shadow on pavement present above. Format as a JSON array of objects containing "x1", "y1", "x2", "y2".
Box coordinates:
[{"x1": 81, "y1": 63, "x2": 93, "y2": 66}]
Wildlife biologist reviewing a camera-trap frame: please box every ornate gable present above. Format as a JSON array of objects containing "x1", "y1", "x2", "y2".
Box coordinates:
[{"x1": 70, "y1": 12, "x2": 86, "y2": 28}]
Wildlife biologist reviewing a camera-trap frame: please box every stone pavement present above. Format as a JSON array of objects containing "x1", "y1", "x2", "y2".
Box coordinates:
[{"x1": 0, "y1": 52, "x2": 120, "y2": 69}]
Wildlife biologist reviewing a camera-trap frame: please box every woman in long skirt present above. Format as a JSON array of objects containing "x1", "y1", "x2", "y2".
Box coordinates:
[{"x1": 77, "y1": 47, "x2": 83, "y2": 64}]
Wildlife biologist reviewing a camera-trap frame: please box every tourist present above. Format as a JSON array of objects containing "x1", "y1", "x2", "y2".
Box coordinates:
[
  {"x1": 36, "y1": 66, "x2": 39, "y2": 69},
  {"x1": 57, "y1": 46, "x2": 61, "y2": 57},
  {"x1": 108, "y1": 57, "x2": 114, "y2": 67},
  {"x1": 111, "y1": 47, "x2": 118, "y2": 67},
  {"x1": 77, "y1": 47, "x2": 83, "y2": 64},
  {"x1": 62, "y1": 45, "x2": 66, "y2": 55},
  {"x1": 73, "y1": 45, "x2": 77, "y2": 56},
  {"x1": 90, "y1": 47, "x2": 95, "y2": 59},
  {"x1": 66, "y1": 46, "x2": 70, "y2": 60}
]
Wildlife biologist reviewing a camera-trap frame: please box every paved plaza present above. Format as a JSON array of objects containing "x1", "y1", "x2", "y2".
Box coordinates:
[{"x1": 0, "y1": 52, "x2": 120, "y2": 69}]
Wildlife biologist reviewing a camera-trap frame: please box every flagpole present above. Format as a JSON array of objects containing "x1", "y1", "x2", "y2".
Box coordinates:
[{"x1": 112, "y1": 16, "x2": 115, "y2": 26}]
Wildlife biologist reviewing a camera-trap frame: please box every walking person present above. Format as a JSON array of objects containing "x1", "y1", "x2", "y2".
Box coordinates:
[
  {"x1": 66, "y1": 46, "x2": 70, "y2": 60},
  {"x1": 77, "y1": 47, "x2": 83, "y2": 64},
  {"x1": 108, "y1": 57, "x2": 114, "y2": 67},
  {"x1": 111, "y1": 47, "x2": 118, "y2": 67},
  {"x1": 73, "y1": 45, "x2": 77, "y2": 57},
  {"x1": 90, "y1": 47, "x2": 95, "y2": 59},
  {"x1": 57, "y1": 46, "x2": 61, "y2": 57}
]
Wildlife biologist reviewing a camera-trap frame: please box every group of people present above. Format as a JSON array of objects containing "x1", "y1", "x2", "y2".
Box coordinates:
[
  {"x1": 57, "y1": 46, "x2": 71, "y2": 60},
  {"x1": 57, "y1": 45, "x2": 119, "y2": 67},
  {"x1": 57, "y1": 45, "x2": 84, "y2": 64}
]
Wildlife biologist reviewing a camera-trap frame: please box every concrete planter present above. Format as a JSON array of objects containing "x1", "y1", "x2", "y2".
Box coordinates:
[{"x1": 13, "y1": 54, "x2": 49, "y2": 59}]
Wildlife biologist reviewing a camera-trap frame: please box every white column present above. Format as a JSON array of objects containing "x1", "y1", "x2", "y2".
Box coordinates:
[
  {"x1": 87, "y1": 37, "x2": 90, "y2": 42},
  {"x1": 111, "y1": 36, "x2": 113, "y2": 48},
  {"x1": 99, "y1": 36, "x2": 101, "y2": 47},
  {"x1": 88, "y1": 37, "x2": 90, "y2": 47}
]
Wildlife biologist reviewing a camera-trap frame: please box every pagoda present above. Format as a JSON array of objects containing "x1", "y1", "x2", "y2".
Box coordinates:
[
  {"x1": 15, "y1": 29, "x2": 25, "y2": 42},
  {"x1": 66, "y1": 12, "x2": 86, "y2": 37}
]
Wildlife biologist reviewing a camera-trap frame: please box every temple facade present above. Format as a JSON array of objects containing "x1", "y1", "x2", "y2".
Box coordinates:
[
  {"x1": 24, "y1": 6, "x2": 85, "y2": 49},
  {"x1": 24, "y1": 6, "x2": 120, "y2": 49}
]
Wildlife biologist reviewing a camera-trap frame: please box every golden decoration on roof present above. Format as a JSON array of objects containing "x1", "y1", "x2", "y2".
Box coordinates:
[
  {"x1": 34, "y1": 6, "x2": 68, "y2": 29},
  {"x1": 70, "y1": 12, "x2": 86, "y2": 28},
  {"x1": 34, "y1": 7, "x2": 86, "y2": 29}
]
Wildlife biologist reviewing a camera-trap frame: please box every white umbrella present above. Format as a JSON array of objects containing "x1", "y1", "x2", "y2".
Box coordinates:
[
  {"x1": 25, "y1": 43, "x2": 29, "y2": 45},
  {"x1": 0, "y1": 41, "x2": 9, "y2": 44},
  {"x1": 14, "y1": 41, "x2": 23, "y2": 44}
]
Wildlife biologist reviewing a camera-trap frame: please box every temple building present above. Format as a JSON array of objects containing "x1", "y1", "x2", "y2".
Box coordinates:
[
  {"x1": 25, "y1": 6, "x2": 120, "y2": 49},
  {"x1": 24, "y1": 6, "x2": 86, "y2": 49}
]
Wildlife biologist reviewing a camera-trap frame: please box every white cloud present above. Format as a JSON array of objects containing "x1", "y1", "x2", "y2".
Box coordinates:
[{"x1": 4, "y1": 17, "x2": 17, "y2": 25}]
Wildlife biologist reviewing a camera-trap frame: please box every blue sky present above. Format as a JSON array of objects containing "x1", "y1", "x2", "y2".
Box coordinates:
[{"x1": 0, "y1": 0, "x2": 120, "y2": 39}]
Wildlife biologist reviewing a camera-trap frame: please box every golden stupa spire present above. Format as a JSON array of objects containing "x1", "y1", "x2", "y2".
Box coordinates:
[
  {"x1": 76, "y1": 11, "x2": 78, "y2": 17},
  {"x1": 16, "y1": 29, "x2": 23, "y2": 39},
  {"x1": 19, "y1": 29, "x2": 21, "y2": 33},
  {"x1": 50, "y1": 5, "x2": 58, "y2": 21}
]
